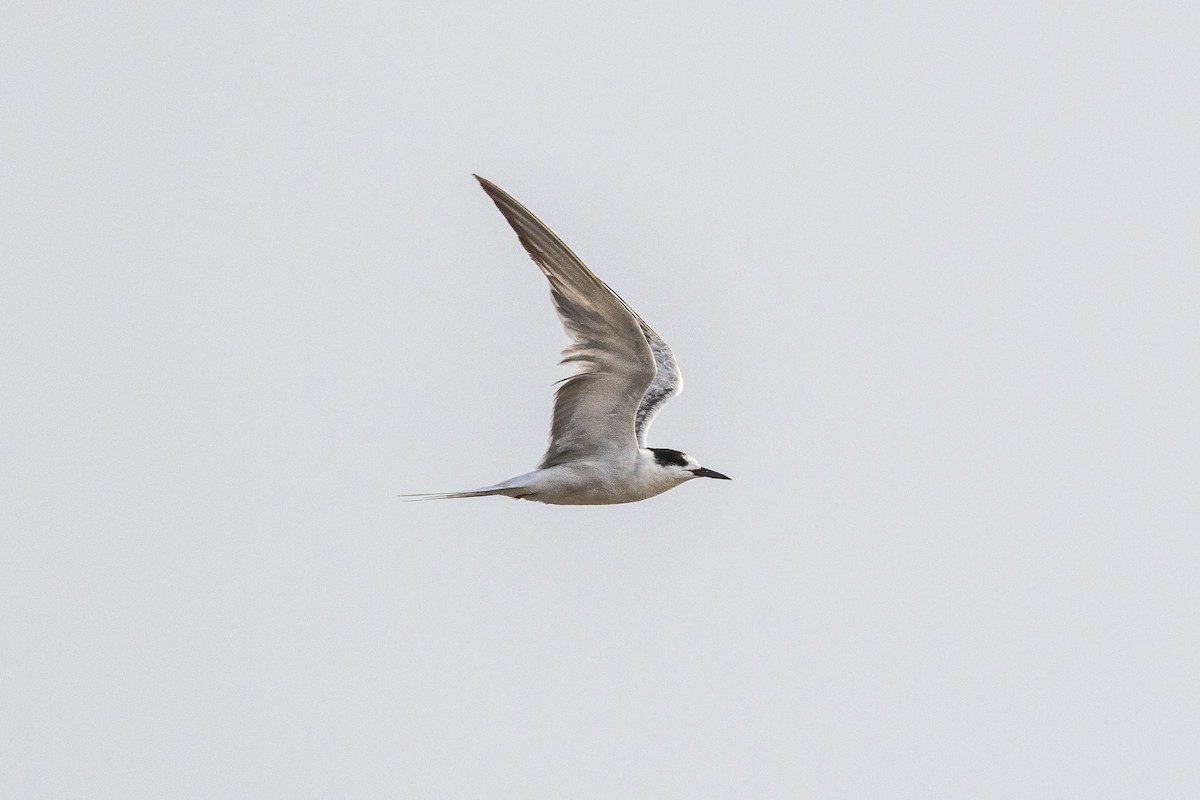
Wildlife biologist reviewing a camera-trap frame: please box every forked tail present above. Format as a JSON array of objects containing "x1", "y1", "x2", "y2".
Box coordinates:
[
  {"x1": 401, "y1": 473, "x2": 536, "y2": 502},
  {"x1": 399, "y1": 487, "x2": 521, "y2": 502}
]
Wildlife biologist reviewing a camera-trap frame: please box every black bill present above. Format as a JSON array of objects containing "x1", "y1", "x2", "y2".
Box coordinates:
[{"x1": 690, "y1": 467, "x2": 731, "y2": 480}]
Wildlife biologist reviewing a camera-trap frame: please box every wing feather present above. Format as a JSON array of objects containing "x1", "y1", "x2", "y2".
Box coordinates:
[
  {"x1": 633, "y1": 319, "x2": 682, "y2": 446},
  {"x1": 475, "y1": 176, "x2": 657, "y2": 467}
]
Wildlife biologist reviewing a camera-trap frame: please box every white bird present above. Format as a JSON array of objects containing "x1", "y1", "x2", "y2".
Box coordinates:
[{"x1": 407, "y1": 175, "x2": 729, "y2": 505}]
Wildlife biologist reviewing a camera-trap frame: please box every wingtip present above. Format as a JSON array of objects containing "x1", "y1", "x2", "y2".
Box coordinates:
[{"x1": 473, "y1": 174, "x2": 514, "y2": 209}]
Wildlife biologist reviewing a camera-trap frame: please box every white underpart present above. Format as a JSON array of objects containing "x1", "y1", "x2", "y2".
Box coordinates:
[{"x1": 477, "y1": 450, "x2": 700, "y2": 506}]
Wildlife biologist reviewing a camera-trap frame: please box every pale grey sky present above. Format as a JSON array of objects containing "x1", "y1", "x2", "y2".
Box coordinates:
[{"x1": 3, "y1": 1, "x2": 1198, "y2": 797}]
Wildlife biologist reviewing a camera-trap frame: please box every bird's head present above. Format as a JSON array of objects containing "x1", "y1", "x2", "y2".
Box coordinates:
[{"x1": 650, "y1": 448, "x2": 731, "y2": 482}]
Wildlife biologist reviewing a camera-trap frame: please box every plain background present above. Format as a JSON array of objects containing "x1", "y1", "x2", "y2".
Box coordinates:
[{"x1": 3, "y1": 1, "x2": 1197, "y2": 797}]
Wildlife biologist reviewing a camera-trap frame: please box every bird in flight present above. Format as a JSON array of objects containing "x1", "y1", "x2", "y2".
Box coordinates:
[{"x1": 407, "y1": 175, "x2": 729, "y2": 505}]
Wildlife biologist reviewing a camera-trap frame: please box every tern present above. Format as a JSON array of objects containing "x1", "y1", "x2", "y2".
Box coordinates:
[{"x1": 408, "y1": 175, "x2": 730, "y2": 505}]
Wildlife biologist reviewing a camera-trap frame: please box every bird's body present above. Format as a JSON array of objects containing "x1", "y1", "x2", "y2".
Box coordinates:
[
  {"x1": 436, "y1": 450, "x2": 712, "y2": 505},
  {"x1": 408, "y1": 176, "x2": 729, "y2": 505}
]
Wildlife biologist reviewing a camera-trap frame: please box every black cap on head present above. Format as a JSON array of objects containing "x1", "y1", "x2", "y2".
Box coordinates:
[{"x1": 650, "y1": 448, "x2": 689, "y2": 468}]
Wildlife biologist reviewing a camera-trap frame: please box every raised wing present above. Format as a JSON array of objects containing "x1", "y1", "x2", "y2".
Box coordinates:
[
  {"x1": 475, "y1": 175, "x2": 656, "y2": 468},
  {"x1": 633, "y1": 319, "x2": 682, "y2": 447}
]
